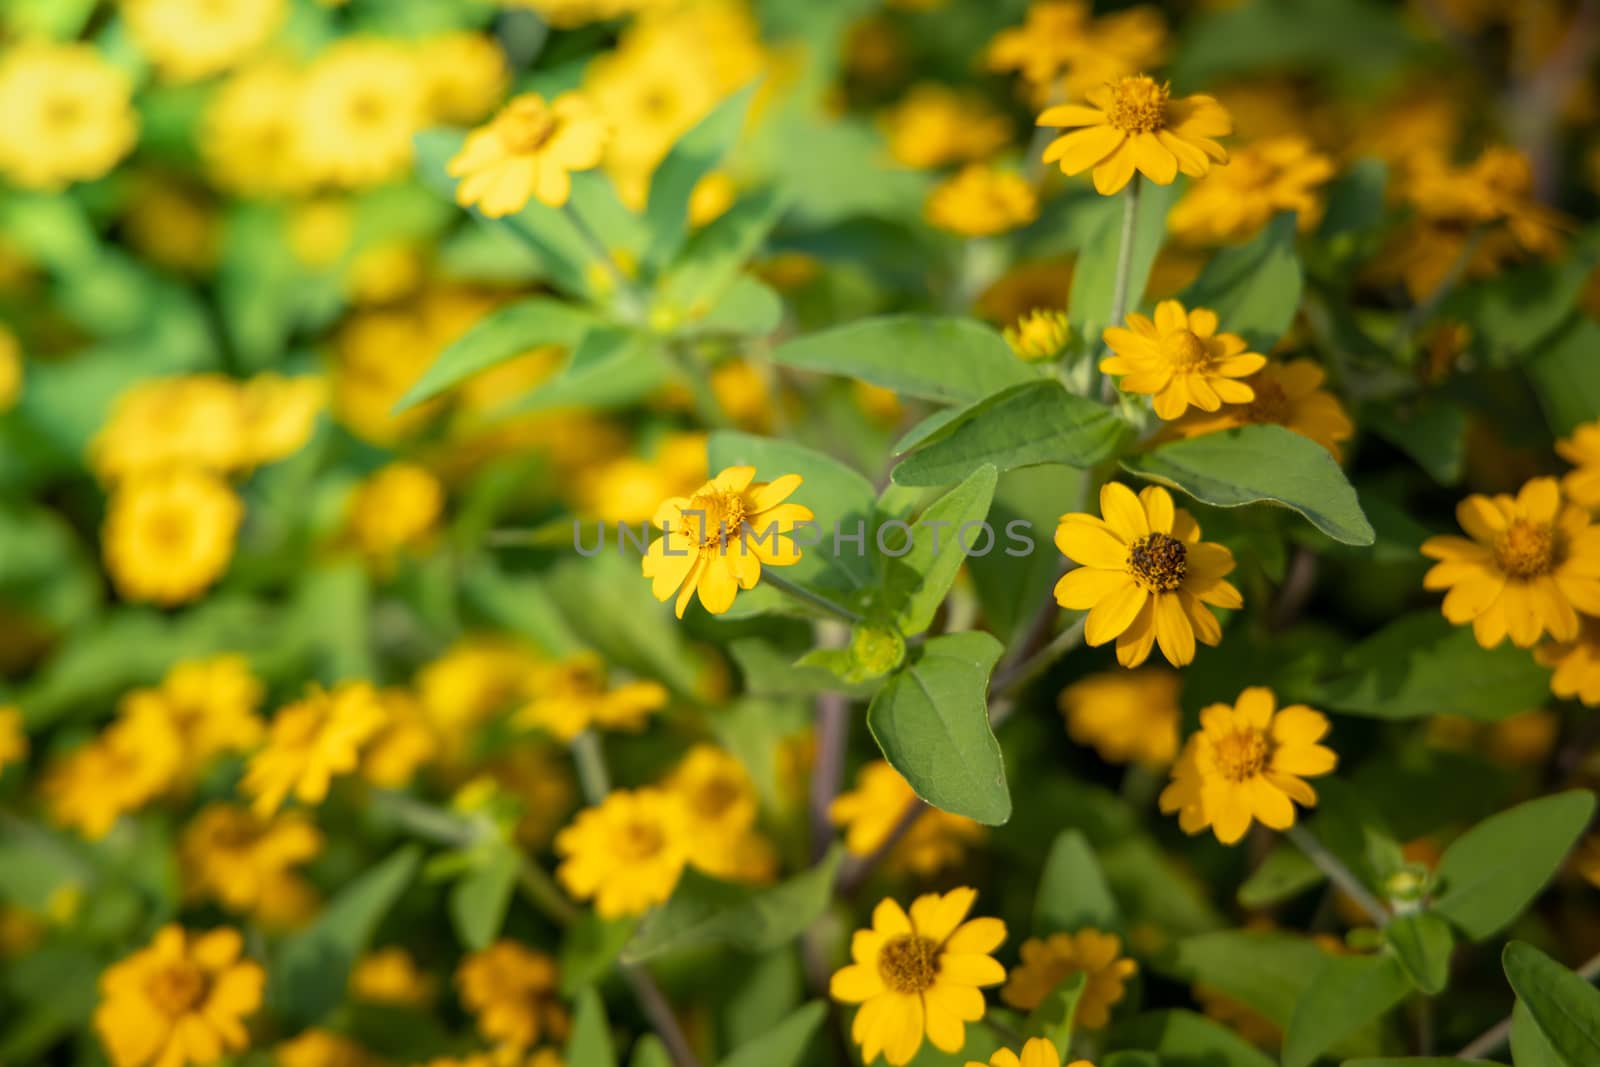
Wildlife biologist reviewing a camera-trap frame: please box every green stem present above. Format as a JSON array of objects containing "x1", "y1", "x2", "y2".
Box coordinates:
[
  {"x1": 571, "y1": 730, "x2": 612, "y2": 804},
  {"x1": 667, "y1": 340, "x2": 732, "y2": 429},
  {"x1": 1286, "y1": 824, "x2": 1388, "y2": 928},
  {"x1": 761, "y1": 572, "x2": 864, "y2": 623}
]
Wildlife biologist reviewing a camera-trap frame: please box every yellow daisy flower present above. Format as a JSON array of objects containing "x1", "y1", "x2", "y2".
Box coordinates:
[
  {"x1": 122, "y1": 0, "x2": 285, "y2": 84},
  {"x1": 455, "y1": 940, "x2": 566, "y2": 1050},
  {"x1": 667, "y1": 744, "x2": 777, "y2": 882},
  {"x1": 296, "y1": 40, "x2": 423, "y2": 188},
  {"x1": 1167, "y1": 136, "x2": 1335, "y2": 245},
  {"x1": 829, "y1": 761, "x2": 985, "y2": 876},
  {"x1": 448, "y1": 92, "x2": 609, "y2": 216},
  {"x1": 1004, "y1": 309, "x2": 1071, "y2": 362},
  {"x1": 1101, "y1": 300, "x2": 1266, "y2": 420},
  {"x1": 1059, "y1": 669, "x2": 1180, "y2": 766},
  {"x1": 179, "y1": 804, "x2": 322, "y2": 929},
  {"x1": 514, "y1": 652, "x2": 668, "y2": 742},
  {"x1": 93, "y1": 925, "x2": 265, "y2": 1067},
  {"x1": 1038, "y1": 75, "x2": 1230, "y2": 195},
  {"x1": 0, "y1": 42, "x2": 138, "y2": 190},
  {"x1": 555, "y1": 788, "x2": 691, "y2": 918},
  {"x1": 882, "y1": 83, "x2": 1013, "y2": 170},
  {"x1": 1556, "y1": 419, "x2": 1600, "y2": 509},
  {"x1": 1158, "y1": 687, "x2": 1337, "y2": 845},
  {"x1": 42, "y1": 716, "x2": 181, "y2": 839},
  {"x1": 241, "y1": 682, "x2": 388, "y2": 816},
  {"x1": 103, "y1": 470, "x2": 243, "y2": 606},
  {"x1": 1421, "y1": 476, "x2": 1600, "y2": 649},
  {"x1": 1001, "y1": 930, "x2": 1137, "y2": 1028},
  {"x1": 0, "y1": 706, "x2": 28, "y2": 774},
  {"x1": 345, "y1": 462, "x2": 444, "y2": 568},
  {"x1": 1054, "y1": 483, "x2": 1242, "y2": 667},
  {"x1": 1164, "y1": 358, "x2": 1354, "y2": 459},
  {"x1": 967, "y1": 1038, "x2": 1093, "y2": 1067},
  {"x1": 924, "y1": 164, "x2": 1040, "y2": 237},
  {"x1": 830, "y1": 887, "x2": 1007, "y2": 1066},
  {"x1": 352, "y1": 947, "x2": 436, "y2": 1007},
  {"x1": 1536, "y1": 617, "x2": 1600, "y2": 706},
  {"x1": 642, "y1": 465, "x2": 814, "y2": 618}
]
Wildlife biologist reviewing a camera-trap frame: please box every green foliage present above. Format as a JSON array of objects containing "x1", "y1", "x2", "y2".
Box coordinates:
[
  {"x1": 1383, "y1": 912, "x2": 1454, "y2": 994},
  {"x1": 1503, "y1": 942, "x2": 1600, "y2": 1067},
  {"x1": 396, "y1": 298, "x2": 598, "y2": 410},
  {"x1": 883, "y1": 464, "x2": 998, "y2": 635},
  {"x1": 771, "y1": 316, "x2": 1038, "y2": 404},
  {"x1": 1034, "y1": 830, "x2": 1119, "y2": 934},
  {"x1": 1177, "y1": 213, "x2": 1303, "y2": 351},
  {"x1": 566, "y1": 988, "x2": 618, "y2": 1067},
  {"x1": 448, "y1": 844, "x2": 520, "y2": 950},
  {"x1": 1282, "y1": 954, "x2": 1412, "y2": 1067}
]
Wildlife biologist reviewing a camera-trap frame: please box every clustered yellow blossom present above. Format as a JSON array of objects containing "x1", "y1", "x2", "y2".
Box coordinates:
[
  {"x1": 925, "y1": 165, "x2": 1040, "y2": 237},
  {"x1": 1165, "y1": 358, "x2": 1355, "y2": 459},
  {"x1": 0, "y1": 43, "x2": 138, "y2": 190},
  {"x1": 1059, "y1": 669, "x2": 1180, "y2": 766},
  {"x1": 449, "y1": 93, "x2": 609, "y2": 216},
  {"x1": 883, "y1": 84, "x2": 1014, "y2": 169},
  {"x1": 1039, "y1": 75, "x2": 1231, "y2": 195},
  {"x1": 1168, "y1": 137, "x2": 1336, "y2": 245},
  {"x1": 987, "y1": 0, "x2": 1167, "y2": 104},
  {"x1": 455, "y1": 940, "x2": 567, "y2": 1051},
  {"x1": 242, "y1": 682, "x2": 389, "y2": 816},
  {"x1": 1002, "y1": 929, "x2": 1137, "y2": 1027},
  {"x1": 1101, "y1": 300, "x2": 1266, "y2": 420}
]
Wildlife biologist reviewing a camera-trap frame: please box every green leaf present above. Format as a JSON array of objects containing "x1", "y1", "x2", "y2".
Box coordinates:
[
  {"x1": 1383, "y1": 912, "x2": 1454, "y2": 995},
  {"x1": 866, "y1": 631, "x2": 1010, "y2": 825},
  {"x1": 770, "y1": 316, "x2": 1038, "y2": 404},
  {"x1": 644, "y1": 84, "x2": 757, "y2": 272},
  {"x1": 449, "y1": 845, "x2": 519, "y2": 951},
  {"x1": 565, "y1": 987, "x2": 617, "y2": 1067},
  {"x1": 1367, "y1": 398, "x2": 1466, "y2": 486},
  {"x1": 1163, "y1": 930, "x2": 1327, "y2": 1028},
  {"x1": 892, "y1": 380, "x2": 1130, "y2": 487},
  {"x1": 509, "y1": 326, "x2": 672, "y2": 413},
  {"x1": 1035, "y1": 830, "x2": 1119, "y2": 934},
  {"x1": 395, "y1": 297, "x2": 596, "y2": 411},
  {"x1": 271, "y1": 846, "x2": 421, "y2": 1025},
  {"x1": 885, "y1": 464, "x2": 998, "y2": 635},
  {"x1": 629, "y1": 1037, "x2": 674, "y2": 1067},
  {"x1": 969, "y1": 464, "x2": 1086, "y2": 645},
  {"x1": 690, "y1": 274, "x2": 784, "y2": 337},
  {"x1": 1024, "y1": 970, "x2": 1087, "y2": 1053},
  {"x1": 1238, "y1": 845, "x2": 1323, "y2": 908},
  {"x1": 1510, "y1": 997, "x2": 1570, "y2": 1067},
  {"x1": 714, "y1": 1002, "x2": 825, "y2": 1067},
  {"x1": 1504, "y1": 942, "x2": 1600, "y2": 1067},
  {"x1": 623, "y1": 848, "x2": 843, "y2": 964},
  {"x1": 1432, "y1": 791, "x2": 1596, "y2": 941},
  {"x1": 657, "y1": 188, "x2": 786, "y2": 317},
  {"x1": 1108, "y1": 1010, "x2": 1276, "y2": 1067},
  {"x1": 1070, "y1": 179, "x2": 1180, "y2": 337},
  {"x1": 1177, "y1": 213, "x2": 1303, "y2": 352},
  {"x1": 1445, "y1": 231, "x2": 1600, "y2": 366},
  {"x1": 568, "y1": 169, "x2": 649, "y2": 261},
  {"x1": 546, "y1": 553, "x2": 703, "y2": 695},
  {"x1": 1311, "y1": 611, "x2": 1552, "y2": 721},
  {"x1": 1527, "y1": 317, "x2": 1600, "y2": 436},
  {"x1": 1316, "y1": 157, "x2": 1389, "y2": 241},
  {"x1": 560, "y1": 914, "x2": 637, "y2": 996},
  {"x1": 1122, "y1": 425, "x2": 1374, "y2": 545},
  {"x1": 1282, "y1": 953, "x2": 1413, "y2": 1067}
]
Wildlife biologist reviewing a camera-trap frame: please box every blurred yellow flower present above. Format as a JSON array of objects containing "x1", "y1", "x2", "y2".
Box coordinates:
[
  {"x1": 830, "y1": 760, "x2": 984, "y2": 876},
  {"x1": 1039, "y1": 75, "x2": 1230, "y2": 195},
  {"x1": 830, "y1": 888, "x2": 1006, "y2": 1066},
  {"x1": 1101, "y1": 300, "x2": 1266, "y2": 420},
  {"x1": 449, "y1": 93, "x2": 609, "y2": 216},
  {"x1": 1422, "y1": 477, "x2": 1600, "y2": 648},
  {"x1": 274, "y1": 1030, "x2": 382, "y2": 1067},
  {"x1": 882, "y1": 84, "x2": 1013, "y2": 169},
  {"x1": 297, "y1": 40, "x2": 424, "y2": 188},
  {"x1": 925, "y1": 165, "x2": 1039, "y2": 237},
  {"x1": 988, "y1": 0, "x2": 1166, "y2": 102},
  {"x1": 506, "y1": 0, "x2": 662, "y2": 28},
  {"x1": 577, "y1": 432, "x2": 707, "y2": 525},
  {"x1": 103, "y1": 470, "x2": 242, "y2": 606},
  {"x1": 642, "y1": 465, "x2": 814, "y2": 618},
  {"x1": 120, "y1": 655, "x2": 264, "y2": 782},
  {"x1": 123, "y1": 0, "x2": 284, "y2": 83},
  {"x1": 0, "y1": 42, "x2": 138, "y2": 190},
  {"x1": 967, "y1": 1039, "x2": 1087, "y2": 1067},
  {"x1": 1159, "y1": 687, "x2": 1336, "y2": 844},
  {"x1": 515, "y1": 652, "x2": 668, "y2": 742},
  {"x1": 43, "y1": 717, "x2": 181, "y2": 838},
  {"x1": 353, "y1": 947, "x2": 437, "y2": 1007},
  {"x1": 455, "y1": 940, "x2": 566, "y2": 1050},
  {"x1": 345, "y1": 462, "x2": 444, "y2": 567},
  {"x1": 1001, "y1": 930, "x2": 1137, "y2": 1027},
  {"x1": 92, "y1": 375, "x2": 246, "y2": 482},
  {"x1": 1004, "y1": 309, "x2": 1070, "y2": 362},
  {"x1": 1536, "y1": 617, "x2": 1600, "y2": 706},
  {"x1": 238, "y1": 374, "x2": 325, "y2": 467},
  {"x1": 180, "y1": 804, "x2": 322, "y2": 929},
  {"x1": 419, "y1": 32, "x2": 509, "y2": 125},
  {"x1": 1165, "y1": 359, "x2": 1354, "y2": 460},
  {"x1": 1557, "y1": 419, "x2": 1600, "y2": 509},
  {"x1": 688, "y1": 170, "x2": 738, "y2": 228},
  {"x1": 95, "y1": 926, "x2": 264, "y2": 1067},
  {"x1": 0, "y1": 325, "x2": 21, "y2": 412},
  {"x1": 1055, "y1": 484, "x2": 1242, "y2": 667},
  {"x1": 1168, "y1": 137, "x2": 1335, "y2": 245},
  {"x1": 417, "y1": 637, "x2": 541, "y2": 741},
  {"x1": 0, "y1": 706, "x2": 28, "y2": 774},
  {"x1": 555, "y1": 788, "x2": 691, "y2": 918},
  {"x1": 122, "y1": 177, "x2": 219, "y2": 273},
  {"x1": 242, "y1": 682, "x2": 388, "y2": 816},
  {"x1": 203, "y1": 61, "x2": 311, "y2": 198},
  {"x1": 667, "y1": 744, "x2": 777, "y2": 882},
  {"x1": 1059, "y1": 669, "x2": 1180, "y2": 767},
  {"x1": 359, "y1": 688, "x2": 438, "y2": 788}
]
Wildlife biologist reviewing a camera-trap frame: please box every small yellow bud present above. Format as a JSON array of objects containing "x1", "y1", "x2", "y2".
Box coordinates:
[
  {"x1": 1004, "y1": 308, "x2": 1070, "y2": 361},
  {"x1": 849, "y1": 623, "x2": 906, "y2": 678}
]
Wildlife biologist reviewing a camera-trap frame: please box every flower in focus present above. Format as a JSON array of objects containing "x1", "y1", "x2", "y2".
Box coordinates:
[
  {"x1": 241, "y1": 682, "x2": 388, "y2": 816},
  {"x1": 925, "y1": 165, "x2": 1039, "y2": 237},
  {"x1": 1001, "y1": 930, "x2": 1137, "y2": 1027},
  {"x1": 1055, "y1": 483, "x2": 1242, "y2": 667},
  {"x1": 297, "y1": 40, "x2": 424, "y2": 188},
  {"x1": 1167, "y1": 137, "x2": 1335, "y2": 245},
  {"x1": 93, "y1": 925, "x2": 265, "y2": 1067},
  {"x1": 830, "y1": 761, "x2": 985, "y2": 876},
  {"x1": 123, "y1": 0, "x2": 285, "y2": 83},
  {"x1": 1059, "y1": 669, "x2": 1180, "y2": 766},
  {"x1": 1101, "y1": 301, "x2": 1266, "y2": 420},
  {"x1": 830, "y1": 887, "x2": 1007, "y2": 1066},
  {"x1": 180, "y1": 804, "x2": 322, "y2": 929},
  {"x1": 642, "y1": 466, "x2": 814, "y2": 618},
  {"x1": 42, "y1": 717, "x2": 181, "y2": 838},
  {"x1": 667, "y1": 744, "x2": 777, "y2": 882},
  {"x1": 0, "y1": 707, "x2": 28, "y2": 774},
  {"x1": 555, "y1": 788, "x2": 691, "y2": 918},
  {"x1": 1165, "y1": 359, "x2": 1354, "y2": 459},
  {"x1": 966, "y1": 1039, "x2": 1089, "y2": 1067},
  {"x1": 449, "y1": 93, "x2": 609, "y2": 216},
  {"x1": 1421, "y1": 477, "x2": 1600, "y2": 648},
  {"x1": 345, "y1": 463, "x2": 444, "y2": 568},
  {"x1": 1004, "y1": 309, "x2": 1071, "y2": 362},
  {"x1": 1557, "y1": 419, "x2": 1600, "y2": 509},
  {"x1": 352, "y1": 947, "x2": 436, "y2": 1007},
  {"x1": 514, "y1": 653, "x2": 669, "y2": 742},
  {"x1": 103, "y1": 471, "x2": 243, "y2": 606},
  {"x1": 0, "y1": 43, "x2": 138, "y2": 190},
  {"x1": 1536, "y1": 617, "x2": 1600, "y2": 706},
  {"x1": 1158, "y1": 687, "x2": 1337, "y2": 844},
  {"x1": 456, "y1": 941, "x2": 567, "y2": 1050},
  {"x1": 1039, "y1": 75, "x2": 1230, "y2": 196},
  {"x1": 882, "y1": 84, "x2": 1013, "y2": 169}
]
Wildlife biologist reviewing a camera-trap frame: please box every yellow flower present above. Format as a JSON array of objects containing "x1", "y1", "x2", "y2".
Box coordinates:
[
  {"x1": 577, "y1": 432, "x2": 707, "y2": 525},
  {"x1": 42, "y1": 717, "x2": 182, "y2": 839},
  {"x1": 1001, "y1": 930, "x2": 1137, "y2": 1027},
  {"x1": 238, "y1": 374, "x2": 325, "y2": 467},
  {"x1": 92, "y1": 375, "x2": 247, "y2": 482},
  {"x1": 1158, "y1": 687, "x2": 1337, "y2": 845},
  {"x1": 1055, "y1": 483, "x2": 1242, "y2": 667},
  {"x1": 419, "y1": 32, "x2": 509, "y2": 125},
  {"x1": 297, "y1": 40, "x2": 424, "y2": 188},
  {"x1": 1004, "y1": 309, "x2": 1071, "y2": 362},
  {"x1": 555, "y1": 788, "x2": 691, "y2": 918},
  {"x1": 1557, "y1": 419, "x2": 1600, "y2": 509},
  {"x1": 1101, "y1": 300, "x2": 1266, "y2": 420},
  {"x1": 882, "y1": 83, "x2": 1013, "y2": 169},
  {"x1": 484, "y1": 744, "x2": 576, "y2": 848},
  {"x1": 103, "y1": 470, "x2": 242, "y2": 606},
  {"x1": 274, "y1": 1029, "x2": 383, "y2": 1067},
  {"x1": 1573, "y1": 834, "x2": 1600, "y2": 891},
  {"x1": 455, "y1": 940, "x2": 566, "y2": 1050},
  {"x1": 1164, "y1": 359, "x2": 1354, "y2": 460},
  {"x1": 417, "y1": 637, "x2": 542, "y2": 740},
  {"x1": 360, "y1": 688, "x2": 438, "y2": 788},
  {"x1": 241, "y1": 682, "x2": 388, "y2": 816},
  {"x1": 829, "y1": 888, "x2": 1007, "y2": 1066},
  {"x1": 987, "y1": 1, "x2": 1166, "y2": 102},
  {"x1": 1039, "y1": 75, "x2": 1230, "y2": 196},
  {"x1": 1167, "y1": 137, "x2": 1335, "y2": 245},
  {"x1": 515, "y1": 653, "x2": 669, "y2": 742},
  {"x1": 642, "y1": 466, "x2": 815, "y2": 618},
  {"x1": 94, "y1": 925, "x2": 265, "y2": 1067},
  {"x1": 925, "y1": 165, "x2": 1039, "y2": 237},
  {"x1": 202, "y1": 61, "x2": 312, "y2": 198},
  {"x1": 1421, "y1": 477, "x2": 1600, "y2": 649},
  {"x1": 1536, "y1": 617, "x2": 1600, "y2": 706},
  {"x1": 506, "y1": 0, "x2": 660, "y2": 28},
  {"x1": 0, "y1": 706, "x2": 28, "y2": 774},
  {"x1": 667, "y1": 744, "x2": 778, "y2": 883},
  {"x1": 0, "y1": 325, "x2": 22, "y2": 412},
  {"x1": 180, "y1": 804, "x2": 322, "y2": 929},
  {"x1": 830, "y1": 761, "x2": 985, "y2": 876},
  {"x1": 345, "y1": 463, "x2": 444, "y2": 567},
  {"x1": 0, "y1": 42, "x2": 138, "y2": 190},
  {"x1": 120, "y1": 655, "x2": 265, "y2": 782},
  {"x1": 688, "y1": 170, "x2": 737, "y2": 228},
  {"x1": 123, "y1": 0, "x2": 285, "y2": 83},
  {"x1": 967, "y1": 1039, "x2": 1091, "y2": 1067},
  {"x1": 449, "y1": 92, "x2": 609, "y2": 216},
  {"x1": 352, "y1": 947, "x2": 436, "y2": 1007},
  {"x1": 1059, "y1": 669, "x2": 1180, "y2": 766}
]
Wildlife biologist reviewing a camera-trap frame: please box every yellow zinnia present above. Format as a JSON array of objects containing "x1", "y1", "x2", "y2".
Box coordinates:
[
  {"x1": 1167, "y1": 136, "x2": 1335, "y2": 245},
  {"x1": 967, "y1": 1038, "x2": 1093, "y2": 1067},
  {"x1": 1004, "y1": 308, "x2": 1071, "y2": 362},
  {"x1": 1165, "y1": 358, "x2": 1354, "y2": 459},
  {"x1": 449, "y1": 92, "x2": 609, "y2": 216},
  {"x1": 1536, "y1": 617, "x2": 1600, "y2": 706},
  {"x1": 241, "y1": 682, "x2": 388, "y2": 816},
  {"x1": 1055, "y1": 483, "x2": 1242, "y2": 667},
  {"x1": 1101, "y1": 300, "x2": 1266, "y2": 420},
  {"x1": 1421, "y1": 476, "x2": 1600, "y2": 649},
  {"x1": 830, "y1": 888, "x2": 1007, "y2": 1066},
  {"x1": 924, "y1": 164, "x2": 1040, "y2": 237},
  {"x1": 1158, "y1": 687, "x2": 1337, "y2": 845},
  {"x1": 555, "y1": 788, "x2": 691, "y2": 918},
  {"x1": 1038, "y1": 74, "x2": 1230, "y2": 195},
  {"x1": 514, "y1": 652, "x2": 668, "y2": 742},
  {"x1": 1059, "y1": 669, "x2": 1180, "y2": 766},
  {"x1": 642, "y1": 465, "x2": 814, "y2": 618},
  {"x1": 1557, "y1": 419, "x2": 1600, "y2": 509},
  {"x1": 1001, "y1": 930, "x2": 1137, "y2": 1027},
  {"x1": 829, "y1": 761, "x2": 985, "y2": 877},
  {"x1": 455, "y1": 940, "x2": 565, "y2": 1050}
]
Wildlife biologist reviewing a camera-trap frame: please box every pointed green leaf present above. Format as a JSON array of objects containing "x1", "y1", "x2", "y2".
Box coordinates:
[
  {"x1": 629, "y1": 1037, "x2": 674, "y2": 1067},
  {"x1": 1510, "y1": 997, "x2": 1570, "y2": 1067},
  {"x1": 714, "y1": 1002, "x2": 825, "y2": 1067},
  {"x1": 1035, "y1": 830, "x2": 1119, "y2": 934},
  {"x1": 885, "y1": 464, "x2": 998, "y2": 635},
  {"x1": 448, "y1": 845, "x2": 518, "y2": 950},
  {"x1": 1504, "y1": 942, "x2": 1600, "y2": 1067},
  {"x1": 644, "y1": 83, "x2": 757, "y2": 272},
  {"x1": 565, "y1": 987, "x2": 617, "y2": 1067},
  {"x1": 507, "y1": 327, "x2": 671, "y2": 413},
  {"x1": 1177, "y1": 212, "x2": 1303, "y2": 352},
  {"x1": 658, "y1": 188, "x2": 786, "y2": 316},
  {"x1": 394, "y1": 297, "x2": 596, "y2": 411},
  {"x1": 1107, "y1": 1010, "x2": 1276, "y2": 1067},
  {"x1": 1282, "y1": 953, "x2": 1413, "y2": 1067},
  {"x1": 1024, "y1": 970, "x2": 1087, "y2": 1053},
  {"x1": 771, "y1": 316, "x2": 1038, "y2": 404},
  {"x1": 1384, "y1": 912, "x2": 1454, "y2": 995}
]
